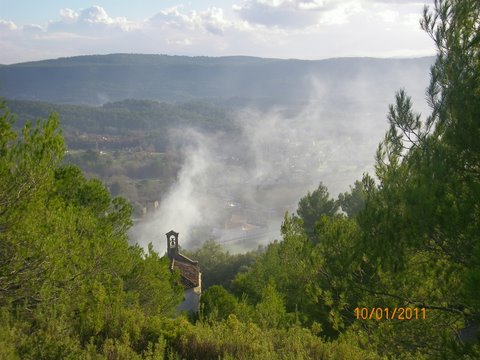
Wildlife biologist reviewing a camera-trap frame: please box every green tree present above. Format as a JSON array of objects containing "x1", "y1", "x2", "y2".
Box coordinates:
[
  {"x1": 124, "y1": 243, "x2": 183, "y2": 317},
  {"x1": 296, "y1": 182, "x2": 338, "y2": 241},
  {"x1": 233, "y1": 215, "x2": 319, "y2": 327},
  {"x1": 184, "y1": 239, "x2": 258, "y2": 290},
  {"x1": 337, "y1": 180, "x2": 366, "y2": 218},
  {"x1": 0, "y1": 102, "x2": 64, "y2": 312},
  {"x1": 0, "y1": 101, "x2": 183, "y2": 358},
  {"x1": 200, "y1": 285, "x2": 238, "y2": 321},
  {"x1": 347, "y1": 0, "x2": 480, "y2": 356},
  {"x1": 254, "y1": 283, "x2": 288, "y2": 329}
]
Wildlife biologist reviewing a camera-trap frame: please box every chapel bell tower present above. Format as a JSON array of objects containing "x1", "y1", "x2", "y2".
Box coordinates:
[{"x1": 166, "y1": 230, "x2": 179, "y2": 258}]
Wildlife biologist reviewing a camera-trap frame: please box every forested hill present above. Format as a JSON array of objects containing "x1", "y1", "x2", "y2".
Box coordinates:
[
  {"x1": 5, "y1": 98, "x2": 234, "y2": 134},
  {"x1": 1, "y1": 0, "x2": 479, "y2": 357},
  {"x1": 0, "y1": 54, "x2": 433, "y2": 105}
]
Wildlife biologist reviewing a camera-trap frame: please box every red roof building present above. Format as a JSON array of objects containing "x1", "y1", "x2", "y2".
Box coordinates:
[{"x1": 166, "y1": 230, "x2": 201, "y2": 312}]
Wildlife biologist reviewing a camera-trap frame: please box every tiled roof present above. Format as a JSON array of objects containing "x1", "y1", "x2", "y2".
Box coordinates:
[{"x1": 171, "y1": 258, "x2": 200, "y2": 289}]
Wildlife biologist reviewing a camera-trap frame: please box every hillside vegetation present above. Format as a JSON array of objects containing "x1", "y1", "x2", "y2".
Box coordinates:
[
  {"x1": 3, "y1": 99, "x2": 235, "y2": 216},
  {"x1": 0, "y1": 1, "x2": 479, "y2": 359},
  {"x1": 0, "y1": 54, "x2": 432, "y2": 106}
]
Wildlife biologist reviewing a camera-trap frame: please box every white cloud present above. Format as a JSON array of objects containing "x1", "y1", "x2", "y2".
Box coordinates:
[
  {"x1": 48, "y1": 6, "x2": 136, "y2": 33},
  {"x1": 0, "y1": 20, "x2": 18, "y2": 32},
  {"x1": 200, "y1": 7, "x2": 230, "y2": 36},
  {"x1": 22, "y1": 24, "x2": 44, "y2": 36},
  {"x1": 233, "y1": 0, "x2": 367, "y2": 29},
  {"x1": 372, "y1": 0, "x2": 427, "y2": 3},
  {"x1": 78, "y1": 6, "x2": 112, "y2": 24},
  {"x1": 378, "y1": 9, "x2": 398, "y2": 23},
  {"x1": 148, "y1": 6, "x2": 229, "y2": 36},
  {"x1": 59, "y1": 8, "x2": 79, "y2": 23},
  {"x1": 0, "y1": 2, "x2": 435, "y2": 64},
  {"x1": 402, "y1": 12, "x2": 422, "y2": 30},
  {"x1": 319, "y1": 1, "x2": 362, "y2": 25},
  {"x1": 234, "y1": 0, "x2": 344, "y2": 28},
  {"x1": 149, "y1": 6, "x2": 196, "y2": 30}
]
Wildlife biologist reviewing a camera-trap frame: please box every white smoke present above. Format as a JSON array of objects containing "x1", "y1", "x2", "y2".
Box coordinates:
[{"x1": 131, "y1": 74, "x2": 430, "y2": 254}]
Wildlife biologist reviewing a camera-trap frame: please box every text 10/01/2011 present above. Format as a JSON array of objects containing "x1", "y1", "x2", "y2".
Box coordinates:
[{"x1": 354, "y1": 307, "x2": 427, "y2": 320}]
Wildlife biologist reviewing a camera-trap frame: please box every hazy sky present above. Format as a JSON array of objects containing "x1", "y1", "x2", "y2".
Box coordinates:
[{"x1": 0, "y1": 0, "x2": 435, "y2": 64}]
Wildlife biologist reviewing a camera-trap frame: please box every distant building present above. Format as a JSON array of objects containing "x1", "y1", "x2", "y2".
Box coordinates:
[{"x1": 165, "y1": 230, "x2": 201, "y2": 312}]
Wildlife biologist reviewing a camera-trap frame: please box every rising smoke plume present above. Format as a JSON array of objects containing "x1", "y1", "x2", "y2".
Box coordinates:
[{"x1": 131, "y1": 75, "x2": 430, "y2": 254}]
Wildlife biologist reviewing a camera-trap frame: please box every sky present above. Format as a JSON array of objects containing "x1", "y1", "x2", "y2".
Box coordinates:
[{"x1": 0, "y1": 0, "x2": 436, "y2": 64}]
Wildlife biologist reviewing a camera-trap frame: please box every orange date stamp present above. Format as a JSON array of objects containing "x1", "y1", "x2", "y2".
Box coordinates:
[{"x1": 354, "y1": 307, "x2": 427, "y2": 320}]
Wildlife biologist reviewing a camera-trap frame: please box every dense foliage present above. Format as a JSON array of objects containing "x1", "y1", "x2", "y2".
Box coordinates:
[
  {"x1": 183, "y1": 239, "x2": 259, "y2": 291},
  {"x1": 0, "y1": 102, "x2": 185, "y2": 358},
  {"x1": 0, "y1": 54, "x2": 432, "y2": 106},
  {"x1": 0, "y1": 99, "x2": 380, "y2": 359},
  {"x1": 205, "y1": 1, "x2": 479, "y2": 358},
  {"x1": 1, "y1": 1, "x2": 478, "y2": 358},
  {"x1": 6, "y1": 99, "x2": 235, "y2": 135},
  {"x1": 4, "y1": 99, "x2": 237, "y2": 216}
]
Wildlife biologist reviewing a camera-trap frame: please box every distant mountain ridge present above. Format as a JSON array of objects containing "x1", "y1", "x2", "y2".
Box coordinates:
[{"x1": 0, "y1": 53, "x2": 434, "y2": 106}]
